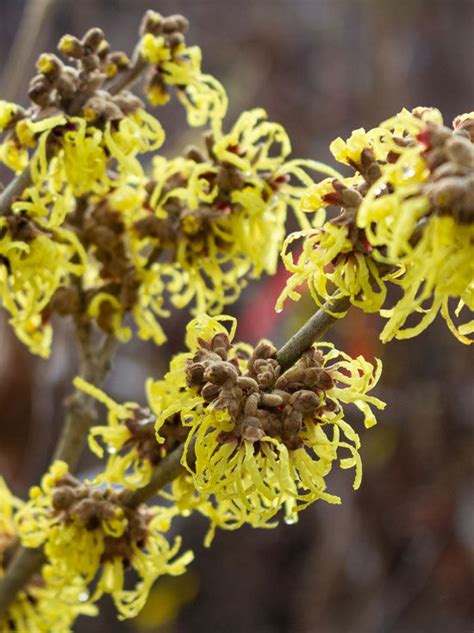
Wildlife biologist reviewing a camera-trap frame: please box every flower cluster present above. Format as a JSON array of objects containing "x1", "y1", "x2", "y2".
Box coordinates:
[
  {"x1": 0, "y1": 478, "x2": 97, "y2": 632},
  {"x1": 357, "y1": 109, "x2": 474, "y2": 342},
  {"x1": 139, "y1": 10, "x2": 227, "y2": 129},
  {"x1": 0, "y1": 13, "x2": 332, "y2": 357},
  {"x1": 15, "y1": 461, "x2": 193, "y2": 620},
  {"x1": 0, "y1": 21, "x2": 166, "y2": 355},
  {"x1": 74, "y1": 376, "x2": 170, "y2": 490},
  {"x1": 278, "y1": 107, "x2": 473, "y2": 343},
  {"x1": 149, "y1": 315, "x2": 384, "y2": 528},
  {"x1": 125, "y1": 109, "x2": 338, "y2": 315},
  {"x1": 0, "y1": 212, "x2": 85, "y2": 356}
]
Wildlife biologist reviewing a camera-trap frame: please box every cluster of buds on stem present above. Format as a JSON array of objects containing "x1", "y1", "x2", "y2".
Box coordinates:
[{"x1": 186, "y1": 333, "x2": 338, "y2": 450}]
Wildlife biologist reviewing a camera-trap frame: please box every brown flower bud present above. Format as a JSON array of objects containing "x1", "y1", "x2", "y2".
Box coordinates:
[
  {"x1": 453, "y1": 115, "x2": 474, "y2": 143},
  {"x1": 242, "y1": 419, "x2": 265, "y2": 443},
  {"x1": 341, "y1": 188, "x2": 363, "y2": 208},
  {"x1": 366, "y1": 162, "x2": 382, "y2": 183},
  {"x1": 82, "y1": 28, "x2": 105, "y2": 52},
  {"x1": 55, "y1": 71, "x2": 77, "y2": 99},
  {"x1": 186, "y1": 361, "x2": 206, "y2": 385},
  {"x1": 243, "y1": 393, "x2": 260, "y2": 417},
  {"x1": 167, "y1": 32, "x2": 185, "y2": 48},
  {"x1": 204, "y1": 362, "x2": 239, "y2": 385},
  {"x1": 52, "y1": 487, "x2": 76, "y2": 511},
  {"x1": 446, "y1": 137, "x2": 474, "y2": 168},
  {"x1": 162, "y1": 15, "x2": 183, "y2": 33},
  {"x1": 290, "y1": 390, "x2": 319, "y2": 413},
  {"x1": 73, "y1": 498, "x2": 97, "y2": 524},
  {"x1": 261, "y1": 393, "x2": 284, "y2": 407},
  {"x1": 28, "y1": 78, "x2": 51, "y2": 107},
  {"x1": 58, "y1": 34, "x2": 84, "y2": 59},
  {"x1": 112, "y1": 92, "x2": 143, "y2": 115},
  {"x1": 140, "y1": 10, "x2": 163, "y2": 36},
  {"x1": 201, "y1": 382, "x2": 220, "y2": 402},
  {"x1": 49, "y1": 286, "x2": 80, "y2": 316},
  {"x1": 236, "y1": 376, "x2": 259, "y2": 392}
]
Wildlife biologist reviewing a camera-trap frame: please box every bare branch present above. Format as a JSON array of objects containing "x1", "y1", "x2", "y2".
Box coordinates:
[{"x1": 276, "y1": 295, "x2": 351, "y2": 371}]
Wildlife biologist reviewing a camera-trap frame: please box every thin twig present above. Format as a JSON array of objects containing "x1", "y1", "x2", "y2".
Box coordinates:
[
  {"x1": 52, "y1": 326, "x2": 116, "y2": 469},
  {"x1": 276, "y1": 295, "x2": 351, "y2": 370},
  {"x1": 0, "y1": 548, "x2": 46, "y2": 616},
  {"x1": 0, "y1": 322, "x2": 116, "y2": 615},
  {"x1": 108, "y1": 46, "x2": 148, "y2": 96},
  {"x1": 122, "y1": 439, "x2": 195, "y2": 508}
]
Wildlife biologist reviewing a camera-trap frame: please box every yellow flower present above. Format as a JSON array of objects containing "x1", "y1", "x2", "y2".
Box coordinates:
[
  {"x1": 0, "y1": 217, "x2": 86, "y2": 357},
  {"x1": 277, "y1": 170, "x2": 396, "y2": 315},
  {"x1": 130, "y1": 110, "x2": 337, "y2": 316},
  {"x1": 277, "y1": 222, "x2": 389, "y2": 316},
  {"x1": 150, "y1": 315, "x2": 384, "y2": 530},
  {"x1": 140, "y1": 33, "x2": 171, "y2": 64},
  {"x1": 0, "y1": 100, "x2": 18, "y2": 131},
  {"x1": 0, "y1": 138, "x2": 29, "y2": 173},
  {"x1": 356, "y1": 108, "x2": 473, "y2": 342},
  {"x1": 74, "y1": 377, "x2": 160, "y2": 490},
  {"x1": 140, "y1": 27, "x2": 228, "y2": 130},
  {"x1": 15, "y1": 462, "x2": 194, "y2": 620},
  {"x1": 1, "y1": 478, "x2": 97, "y2": 632},
  {"x1": 380, "y1": 216, "x2": 473, "y2": 343}
]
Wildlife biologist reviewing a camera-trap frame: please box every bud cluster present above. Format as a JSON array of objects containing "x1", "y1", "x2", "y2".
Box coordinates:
[
  {"x1": 419, "y1": 119, "x2": 474, "y2": 224},
  {"x1": 15, "y1": 461, "x2": 193, "y2": 621},
  {"x1": 187, "y1": 334, "x2": 337, "y2": 450}
]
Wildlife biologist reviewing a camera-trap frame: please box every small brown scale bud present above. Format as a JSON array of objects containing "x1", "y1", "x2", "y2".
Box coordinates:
[
  {"x1": 82, "y1": 28, "x2": 105, "y2": 53},
  {"x1": 454, "y1": 115, "x2": 474, "y2": 143},
  {"x1": 140, "y1": 10, "x2": 164, "y2": 36},
  {"x1": 185, "y1": 145, "x2": 206, "y2": 163}
]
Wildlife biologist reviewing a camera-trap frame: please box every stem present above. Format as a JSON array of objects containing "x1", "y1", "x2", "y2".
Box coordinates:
[
  {"x1": 276, "y1": 295, "x2": 351, "y2": 371},
  {"x1": 0, "y1": 320, "x2": 116, "y2": 615},
  {"x1": 0, "y1": 166, "x2": 34, "y2": 218},
  {"x1": 52, "y1": 324, "x2": 116, "y2": 469},
  {"x1": 122, "y1": 439, "x2": 196, "y2": 509},
  {"x1": 108, "y1": 46, "x2": 148, "y2": 96},
  {"x1": 0, "y1": 549, "x2": 46, "y2": 616}
]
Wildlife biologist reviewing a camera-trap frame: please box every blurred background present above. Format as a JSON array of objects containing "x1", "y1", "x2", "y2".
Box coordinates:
[{"x1": 0, "y1": 0, "x2": 473, "y2": 631}]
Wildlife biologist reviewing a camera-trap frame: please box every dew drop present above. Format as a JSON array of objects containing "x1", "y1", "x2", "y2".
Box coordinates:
[
  {"x1": 79, "y1": 590, "x2": 90, "y2": 603},
  {"x1": 284, "y1": 515, "x2": 296, "y2": 525},
  {"x1": 107, "y1": 446, "x2": 117, "y2": 455},
  {"x1": 276, "y1": 308, "x2": 283, "y2": 314}
]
